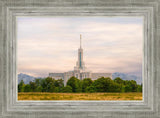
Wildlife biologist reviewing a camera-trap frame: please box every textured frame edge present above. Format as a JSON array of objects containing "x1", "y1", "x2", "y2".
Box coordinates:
[{"x1": 12, "y1": 8, "x2": 149, "y2": 110}]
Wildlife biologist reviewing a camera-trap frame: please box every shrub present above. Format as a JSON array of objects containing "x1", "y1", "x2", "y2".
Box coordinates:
[
  {"x1": 62, "y1": 85, "x2": 72, "y2": 93},
  {"x1": 85, "y1": 86, "x2": 96, "y2": 93}
]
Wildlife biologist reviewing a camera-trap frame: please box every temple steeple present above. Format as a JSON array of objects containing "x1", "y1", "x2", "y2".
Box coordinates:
[
  {"x1": 80, "y1": 34, "x2": 82, "y2": 49},
  {"x1": 78, "y1": 34, "x2": 83, "y2": 69},
  {"x1": 74, "y1": 35, "x2": 85, "y2": 71}
]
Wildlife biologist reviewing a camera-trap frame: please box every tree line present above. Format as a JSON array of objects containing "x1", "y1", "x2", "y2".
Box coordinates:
[{"x1": 18, "y1": 76, "x2": 142, "y2": 93}]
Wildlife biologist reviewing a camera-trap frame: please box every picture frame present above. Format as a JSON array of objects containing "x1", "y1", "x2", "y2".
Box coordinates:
[{"x1": 0, "y1": 0, "x2": 159, "y2": 117}]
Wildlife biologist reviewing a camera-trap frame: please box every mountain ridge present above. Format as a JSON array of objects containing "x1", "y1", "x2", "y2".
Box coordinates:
[
  {"x1": 112, "y1": 72, "x2": 142, "y2": 85},
  {"x1": 18, "y1": 73, "x2": 36, "y2": 84}
]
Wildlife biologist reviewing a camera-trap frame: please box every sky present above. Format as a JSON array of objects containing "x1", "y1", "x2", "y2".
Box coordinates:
[{"x1": 17, "y1": 16, "x2": 143, "y2": 77}]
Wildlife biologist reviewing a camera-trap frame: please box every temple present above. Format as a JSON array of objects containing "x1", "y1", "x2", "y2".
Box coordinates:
[{"x1": 49, "y1": 35, "x2": 112, "y2": 86}]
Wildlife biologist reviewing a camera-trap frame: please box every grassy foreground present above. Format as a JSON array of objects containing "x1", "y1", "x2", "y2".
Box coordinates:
[{"x1": 18, "y1": 92, "x2": 142, "y2": 100}]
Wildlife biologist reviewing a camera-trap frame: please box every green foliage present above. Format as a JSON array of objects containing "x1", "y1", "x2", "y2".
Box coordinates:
[
  {"x1": 92, "y1": 77, "x2": 112, "y2": 92},
  {"x1": 85, "y1": 85, "x2": 96, "y2": 93},
  {"x1": 18, "y1": 76, "x2": 142, "y2": 93},
  {"x1": 137, "y1": 84, "x2": 142, "y2": 92},
  {"x1": 76, "y1": 80, "x2": 82, "y2": 92},
  {"x1": 24, "y1": 84, "x2": 31, "y2": 92},
  {"x1": 130, "y1": 80, "x2": 138, "y2": 92},
  {"x1": 54, "y1": 79, "x2": 64, "y2": 88},
  {"x1": 121, "y1": 85, "x2": 125, "y2": 93},
  {"x1": 35, "y1": 86, "x2": 43, "y2": 92},
  {"x1": 82, "y1": 78, "x2": 93, "y2": 92},
  {"x1": 108, "y1": 81, "x2": 121, "y2": 92},
  {"x1": 35, "y1": 79, "x2": 41, "y2": 86},
  {"x1": 18, "y1": 80, "x2": 25, "y2": 92},
  {"x1": 114, "y1": 78, "x2": 126, "y2": 92},
  {"x1": 124, "y1": 80, "x2": 137, "y2": 92},
  {"x1": 40, "y1": 77, "x2": 55, "y2": 92},
  {"x1": 46, "y1": 77, "x2": 55, "y2": 92},
  {"x1": 62, "y1": 85, "x2": 72, "y2": 93},
  {"x1": 67, "y1": 76, "x2": 81, "y2": 92},
  {"x1": 114, "y1": 77, "x2": 124, "y2": 84},
  {"x1": 29, "y1": 81, "x2": 36, "y2": 92},
  {"x1": 54, "y1": 87, "x2": 60, "y2": 92}
]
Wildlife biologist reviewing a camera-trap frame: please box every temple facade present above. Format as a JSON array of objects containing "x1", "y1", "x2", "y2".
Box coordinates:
[{"x1": 49, "y1": 35, "x2": 112, "y2": 86}]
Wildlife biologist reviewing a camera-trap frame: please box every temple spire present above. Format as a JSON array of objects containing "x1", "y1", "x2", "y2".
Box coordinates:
[{"x1": 80, "y1": 34, "x2": 82, "y2": 48}]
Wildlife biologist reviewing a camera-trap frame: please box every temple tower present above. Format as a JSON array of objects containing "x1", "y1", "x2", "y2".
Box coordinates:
[
  {"x1": 78, "y1": 34, "x2": 84, "y2": 70},
  {"x1": 74, "y1": 35, "x2": 86, "y2": 71}
]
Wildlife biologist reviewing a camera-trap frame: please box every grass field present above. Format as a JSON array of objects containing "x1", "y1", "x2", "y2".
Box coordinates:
[{"x1": 18, "y1": 92, "x2": 142, "y2": 100}]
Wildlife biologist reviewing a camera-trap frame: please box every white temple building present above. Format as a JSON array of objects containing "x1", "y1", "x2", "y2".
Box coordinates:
[{"x1": 49, "y1": 35, "x2": 112, "y2": 86}]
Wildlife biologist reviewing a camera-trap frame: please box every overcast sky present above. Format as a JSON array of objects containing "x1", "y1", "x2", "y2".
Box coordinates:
[{"x1": 17, "y1": 16, "x2": 143, "y2": 77}]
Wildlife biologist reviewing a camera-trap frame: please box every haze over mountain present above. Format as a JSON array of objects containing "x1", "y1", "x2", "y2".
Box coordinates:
[
  {"x1": 18, "y1": 73, "x2": 37, "y2": 84},
  {"x1": 112, "y1": 72, "x2": 142, "y2": 85},
  {"x1": 18, "y1": 72, "x2": 142, "y2": 85}
]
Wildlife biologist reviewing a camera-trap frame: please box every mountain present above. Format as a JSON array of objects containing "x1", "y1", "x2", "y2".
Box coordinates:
[
  {"x1": 18, "y1": 73, "x2": 36, "y2": 84},
  {"x1": 112, "y1": 72, "x2": 142, "y2": 85}
]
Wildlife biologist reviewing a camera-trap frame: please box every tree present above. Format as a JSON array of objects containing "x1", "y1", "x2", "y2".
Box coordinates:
[
  {"x1": 54, "y1": 79, "x2": 64, "y2": 88},
  {"x1": 114, "y1": 77, "x2": 124, "y2": 85},
  {"x1": 46, "y1": 77, "x2": 55, "y2": 92},
  {"x1": 62, "y1": 85, "x2": 72, "y2": 93},
  {"x1": 67, "y1": 76, "x2": 80, "y2": 92},
  {"x1": 92, "y1": 77, "x2": 112, "y2": 92},
  {"x1": 114, "y1": 77, "x2": 125, "y2": 92},
  {"x1": 76, "y1": 80, "x2": 82, "y2": 92},
  {"x1": 54, "y1": 87, "x2": 60, "y2": 92},
  {"x1": 41, "y1": 79, "x2": 47, "y2": 92},
  {"x1": 24, "y1": 84, "x2": 31, "y2": 92},
  {"x1": 108, "y1": 81, "x2": 121, "y2": 92},
  {"x1": 29, "y1": 81, "x2": 36, "y2": 92},
  {"x1": 82, "y1": 78, "x2": 92, "y2": 92},
  {"x1": 35, "y1": 86, "x2": 43, "y2": 92},
  {"x1": 130, "y1": 80, "x2": 138, "y2": 92},
  {"x1": 18, "y1": 80, "x2": 25, "y2": 92},
  {"x1": 85, "y1": 85, "x2": 96, "y2": 93},
  {"x1": 120, "y1": 85, "x2": 125, "y2": 93},
  {"x1": 124, "y1": 80, "x2": 132, "y2": 92},
  {"x1": 137, "y1": 84, "x2": 142, "y2": 92},
  {"x1": 41, "y1": 77, "x2": 55, "y2": 92},
  {"x1": 35, "y1": 78, "x2": 41, "y2": 87},
  {"x1": 125, "y1": 84, "x2": 132, "y2": 92}
]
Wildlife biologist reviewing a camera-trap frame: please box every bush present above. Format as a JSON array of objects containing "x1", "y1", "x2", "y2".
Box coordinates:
[
  {"x1": 137, "y1": 84, "x2": 142, "y2": 92},
  {"x1": 35, "y1": 86, "x2": 43, "y2": 92},
  {"x1": 82, "y1": 78, "x2": 93, "y2": 92},
  {"x1": 54, "y1": 87, "x2": 60, "y2": 92},
  {"x1": 92, "y1": 77, "x2": 112, "y2": 92},
  {"x1": 85, "y1": 86, "x2": 96, "y2": 93},
  {"x1": 67, "y1": 76, "x2": 81, "y2": 92},
  {"x1": 24, "y1": 85, "x2": 31, "y2": 92},
  {"x1": 62, "y1": 85, "x2": 72, "y2": 93}
]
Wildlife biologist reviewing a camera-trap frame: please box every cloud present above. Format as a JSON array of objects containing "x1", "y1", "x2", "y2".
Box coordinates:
[{"x1": 17, "y1": 17, "x2": 143, "y2": 77}]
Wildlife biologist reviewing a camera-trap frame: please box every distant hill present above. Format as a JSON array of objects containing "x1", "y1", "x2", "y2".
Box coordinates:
[
  {"x1": 18, "y1": 73, "x2": 36, "y2": 84},
  {"x1": 112, "y1": 72, "x2": 142, "y2": 85}
]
